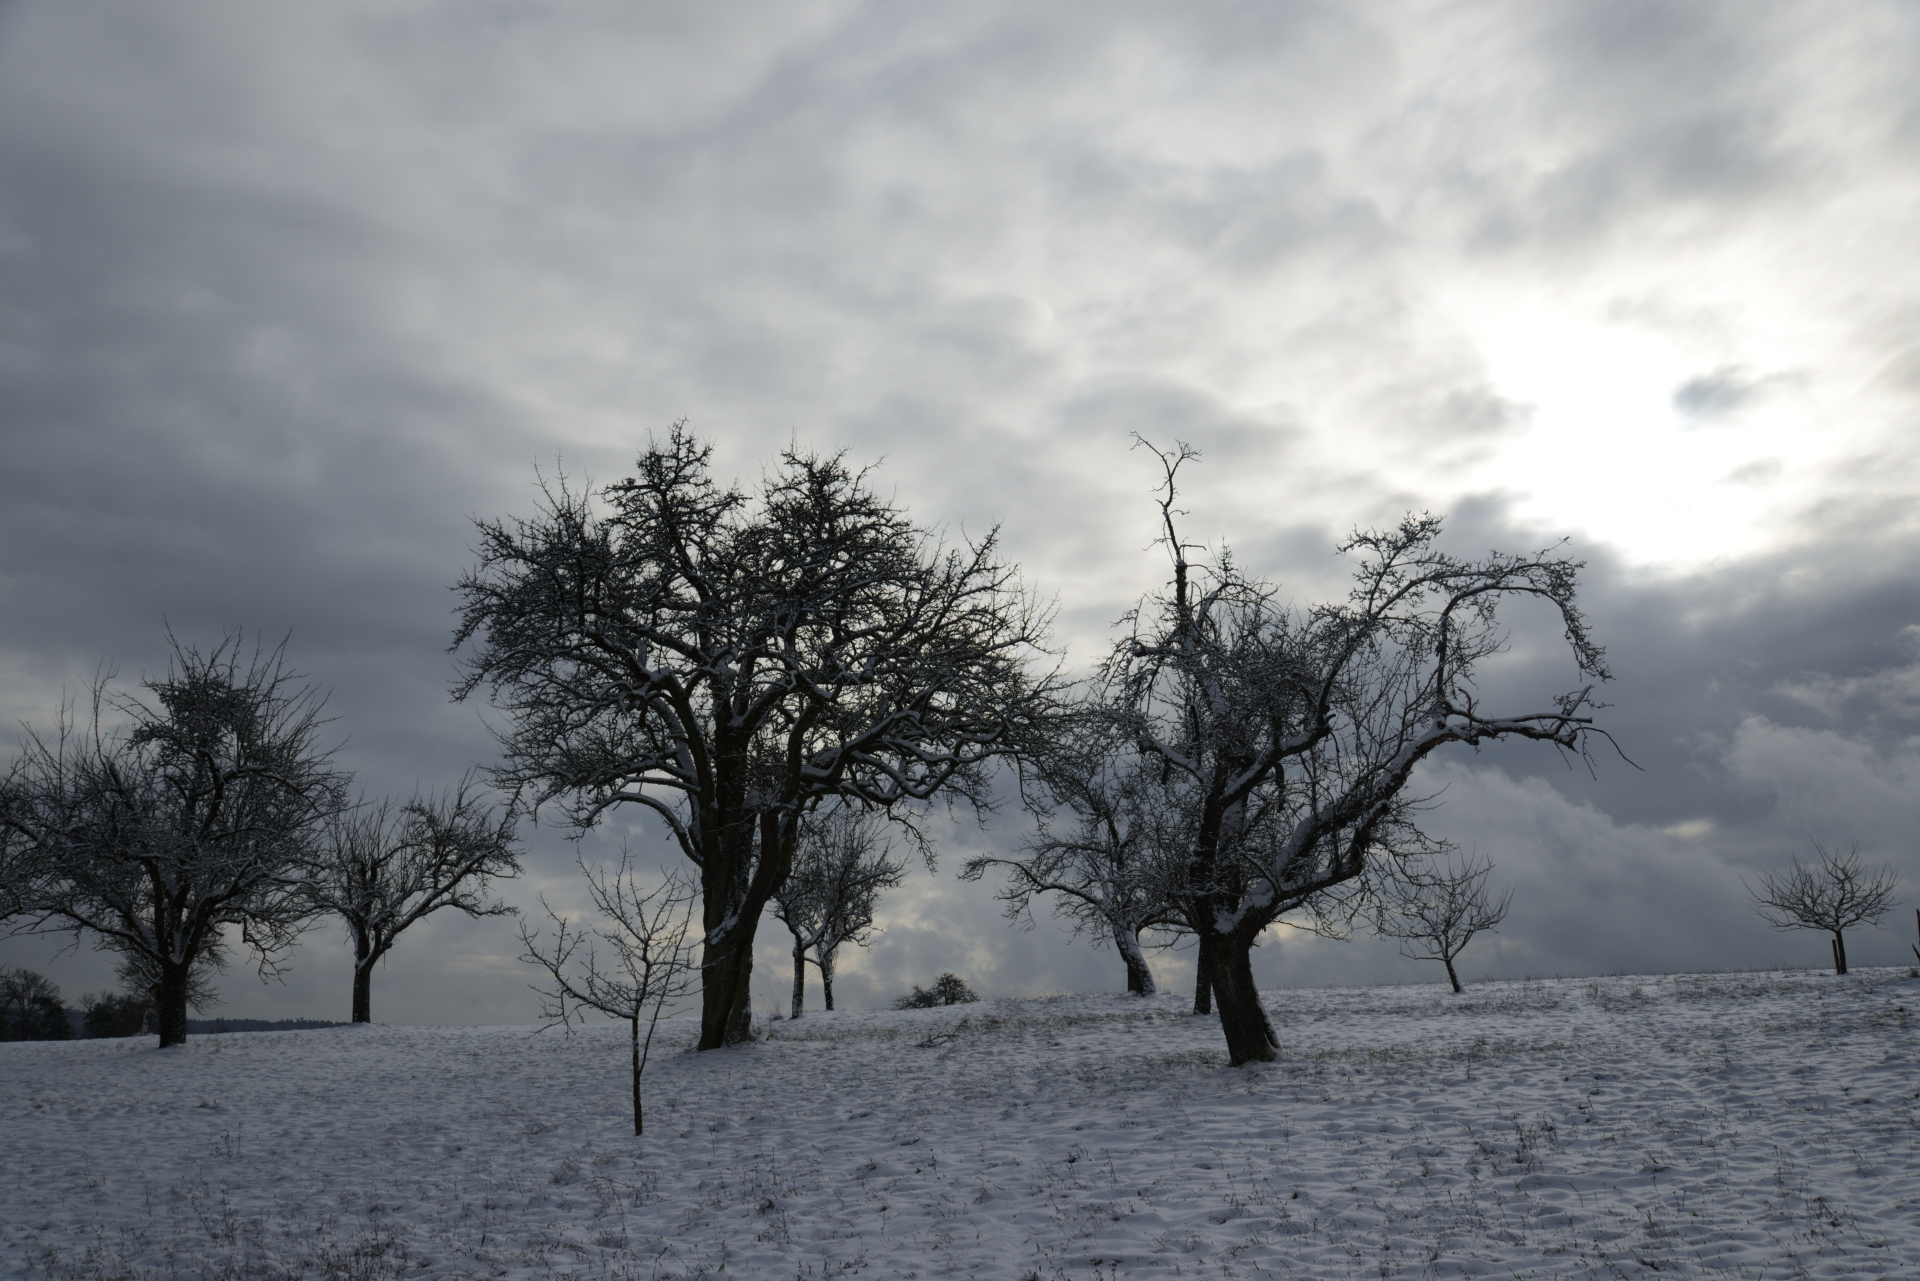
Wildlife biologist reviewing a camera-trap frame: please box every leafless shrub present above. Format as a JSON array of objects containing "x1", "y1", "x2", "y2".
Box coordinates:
[
  {"x1": 307, "y1": 775, "x2": 520, "y2": 1023},
  {"x1": 772, "y1": 804, "x2": 905, "y2": 1017},
  {"x1": 1748, "y1": 841, "x2": 1901, "y2": 974},
  {"x1": 893, "y1": 972, "x2": 979, "y2": 1009},
  {"x1": 1373, "y1": 851, "x2": 1511, "y2": 994},
  {"x1": 963, "y1": 711, "x2": 1182, "y2": 997}
]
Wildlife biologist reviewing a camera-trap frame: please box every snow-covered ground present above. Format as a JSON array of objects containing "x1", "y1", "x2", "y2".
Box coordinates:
[{"x1": 4, "y1": 968, "x2": 1916, "y2": 1280}]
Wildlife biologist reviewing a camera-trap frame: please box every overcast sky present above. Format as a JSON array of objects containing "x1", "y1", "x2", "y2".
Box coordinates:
[{"x1": 5, "y1": 1, "x2": 1920, "y2": 1026}]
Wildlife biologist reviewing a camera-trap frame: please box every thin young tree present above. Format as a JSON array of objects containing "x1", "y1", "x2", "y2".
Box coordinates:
[
  {"x1": 306, "y1": 776, "x2": 521, "y2": 1023},
  {"x1": 1375, "y1": 850, "x2": 1512, "y2": 993},
  {"x1": 0, "y1": 636, "x2": 348, "y2": 1047},
  {"x1": 521, "y1": 858, "x2": 698, "y2": 1136},
  {"x1": 1107, "y1": 441, "x2": 1611, "y2": 1065},
  {"x1": 771, "y1": 803, "x2": 905, "y2": 1017},
  {"x1": 962, "y1": 711, "x2": 1180, "y2": 995},
  {"x1": 1748, "y1": 840, "x2": 1900, "y2": 975},
  {"x1": 455, "y1": 425, "x2": 1057, "y2": 1050}
]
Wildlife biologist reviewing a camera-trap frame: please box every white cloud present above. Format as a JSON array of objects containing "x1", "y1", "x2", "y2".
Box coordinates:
[{"x1": 1721, "y1": 716, "x2": 1920, "y2": 845}]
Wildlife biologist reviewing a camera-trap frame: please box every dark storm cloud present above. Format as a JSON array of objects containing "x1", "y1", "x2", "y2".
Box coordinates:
[
  {"x1": 1369, "y1": 501, "x2": 1920, "y2": 980},
  {"x1": 4, "y1": 1, "x2": 1919, "y2": 1019},
  {"x1": 1427, "y1": 494, "x2": 1920, "y2": 811}
]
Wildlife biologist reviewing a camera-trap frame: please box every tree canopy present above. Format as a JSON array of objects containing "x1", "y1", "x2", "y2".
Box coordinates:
[{"x1": 454, "y1": 425, "x2": 1058, "y2": 1047}]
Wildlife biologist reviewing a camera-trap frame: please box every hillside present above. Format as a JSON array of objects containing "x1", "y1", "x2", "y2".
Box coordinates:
[{"x1": 5, "y1": 969, "x2": 1916, "y2": 1279}]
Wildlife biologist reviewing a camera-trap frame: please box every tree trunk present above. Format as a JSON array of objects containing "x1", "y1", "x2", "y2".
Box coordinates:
[
  {"x1": 154, "y1": 962, "x2": 191, "y2": 1049},
  {"x1": 352, "y1": 931, "x2": 376, "y2": 1024},
  {"x1": 1832, "y1": 932, "x2": 1848, "y2": 975},
  {"x1": 818, "y1": 946, "x2": 836, "y2": 1011},
  {"x1": 790, "y1": 931, "x2": 806, "y2": 1019},
  {"x1": 1192, "y1": 933, "x2": 1216, "y2": 1015},
  {"x1": 1444, "y1": 957, "x2": 1462, "y2": 994},
  {"x1": 698, "y1": 927, "x2": 756, "y2": 1049},
  {"x1": 1211, "y1": 937, "x2": 1277, "y2": 1066},
  {"x1": 1114, "y1": 921, "x2": 1156, "y2": 995},
  {"x1": 697, "y1": 811, "x2": 790, "y2": 1050},
  {"x1": 629, "y1": 1015, "x2": 643, "y2": 1136}
]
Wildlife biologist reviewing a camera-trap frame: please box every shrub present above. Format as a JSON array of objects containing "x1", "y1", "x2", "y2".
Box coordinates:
[{"x1": 892, "y1": 972, "x2": 980, "y2": 1009}]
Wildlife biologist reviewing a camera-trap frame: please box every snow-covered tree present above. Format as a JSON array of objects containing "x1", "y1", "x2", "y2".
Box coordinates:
[
  {"x1": 306, "y1": 776, "x2": 521, "y2": 1023},
  {"x1": 521, "y1": 858, "x2": 698, "y2": 1136},
  {"x1": 1106, "y1": 441, "x2": 1610, "y2": 1065},
  {"x1": 1748, "y1": 841, "x2": 1900, "y2": 975},
  {"x1": 455, "y1": 425, "x2": 1057, "y2": 1050},
  {"x1": 771, "y1": 803, "x2": 905, "y2": 1016},
  {"x1": 962, "y1": 711, "x2": 1180, "y2": 995},
  {"x1": 1374, "y1": 850, "x2": 1512, "y2": 993},
  {"x1": 0, "y1": 636, "x2": 347, "y2": 1047}
]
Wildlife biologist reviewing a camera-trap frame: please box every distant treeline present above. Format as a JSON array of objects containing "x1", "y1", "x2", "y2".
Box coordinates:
[
  {"x1": 185, "y1": 1018, "x2": 346, "y2": 1034},
  {"x1": 2, "y1": 967, "x2": 343, "y2": 1041}
]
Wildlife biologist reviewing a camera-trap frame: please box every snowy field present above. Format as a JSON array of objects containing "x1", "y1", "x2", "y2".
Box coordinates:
[{"x1": 4, "y1": 969, "x2": 1917, "y2": 1280}]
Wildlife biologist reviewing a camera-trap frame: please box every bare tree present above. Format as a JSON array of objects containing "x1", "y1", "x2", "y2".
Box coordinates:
[
  {"x1": 0, "y1": 966, "x2": 70, "y2": 1041},
  {"x1": 771, "y1": 804, "x2": 905, "y2": 1017},
  {"x1": 0, "y1": 636, "x2": 348, "y2": 1047},
  {"x1": 1375, "y1": 851, "x2": 1512, "y2": 993},
  {"x1": 963, "y1": 711, "x2": 1180, "y2": 995},
  {"x1": 1748, "y1": 840, "x2": 1900, "y2": 975},
  {"x1": 1105, "y1": 441, "x2": 1611, "y2": 1065},
  {"x1": 455, "y1": 425, "x2": 1057, "y2": 1050},
  {"x1": 521, "y1": 858, "x2": 698, "y2": 1136},
  {"x1": 307, "y1": 775, "x2": 521, "y2": 1023}
]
